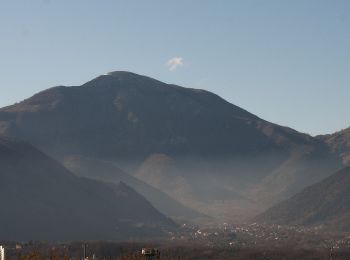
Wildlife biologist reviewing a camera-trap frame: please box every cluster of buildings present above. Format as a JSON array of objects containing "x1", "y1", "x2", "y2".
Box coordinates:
[{"x1": 141, "y1": 248, "x2": 160, "y2": 259}]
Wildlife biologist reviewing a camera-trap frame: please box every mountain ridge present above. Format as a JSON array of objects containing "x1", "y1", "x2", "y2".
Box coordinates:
[
  {"x1": 63, "y1": 154, "x2": 203, "y2": 220},
  {"x1": 254, "y1": 167, "x2": 350, "y2": 231},
  {"x1": 0, "y1": 71, "x2": 343, "y2": 220},
  {"x1": 317, "y1": 127, "x2": 350, "y2": 165}
]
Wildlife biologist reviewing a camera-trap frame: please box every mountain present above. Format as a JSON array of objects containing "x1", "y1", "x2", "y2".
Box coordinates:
[
  {"x1": 317, "y1": 127, "x2": 350, "y2": 165},
  {"x1": 63, "y1": 155, "x2": 203, "y2": 220},
  {"x1": 255, "y1": 167, "x2": 350, "y2": 231},
  {"x1": 0, "y1": 71, "x2": 342, "y2": 219},
  {"x1": 0, "y1": 71, "x2": 319, "y2": 160},
  {"x1": 0, "y1": 136, "x2": 176, "y2": 241}
]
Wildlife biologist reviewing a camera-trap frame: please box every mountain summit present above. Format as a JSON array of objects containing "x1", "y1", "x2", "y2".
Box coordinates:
[
  {"x1": 0, "y1": 71, "x2": 342, "y2": 219},
  {"x1": 0, "y1": 71, "x2": 316, "y2": 158}
]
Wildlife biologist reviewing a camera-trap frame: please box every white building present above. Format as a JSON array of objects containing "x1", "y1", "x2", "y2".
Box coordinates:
[{"x1": 0, "y1": 245, "x2": 5, "y2": 260}]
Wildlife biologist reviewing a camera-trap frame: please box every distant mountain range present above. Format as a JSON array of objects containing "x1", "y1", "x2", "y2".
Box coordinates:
[
  {"x1": 255, "y1": 167, "x2": 350, "y2": 231},
  {"x1": 0, "y1": 71, "x2": 346, "y2": 222},
  {"x1": 0, "y1": 136, "x2": 176, "y2": 241},
  {"x1": 63, "y1": 155, "x2": 202, "y2": 220}
]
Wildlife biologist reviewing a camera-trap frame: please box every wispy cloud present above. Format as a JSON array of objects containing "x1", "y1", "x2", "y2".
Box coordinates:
[{"x1": 166, "y1": 57, "x2": 183, "y2": 71}]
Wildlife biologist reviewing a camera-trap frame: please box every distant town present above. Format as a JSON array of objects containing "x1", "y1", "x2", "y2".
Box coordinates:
[{"x1": 2, "y1": 222, "x2": 350, "y2": 260}]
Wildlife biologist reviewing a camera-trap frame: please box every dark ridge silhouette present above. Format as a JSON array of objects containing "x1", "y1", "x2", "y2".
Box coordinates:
[{"x1": 0, "y1": 135, "x2": 176, "y2": 241}]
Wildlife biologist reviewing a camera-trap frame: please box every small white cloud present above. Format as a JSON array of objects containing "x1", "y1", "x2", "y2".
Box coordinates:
[{"x1": 166, "y1": 57, "x2": 183, "y2": 71}]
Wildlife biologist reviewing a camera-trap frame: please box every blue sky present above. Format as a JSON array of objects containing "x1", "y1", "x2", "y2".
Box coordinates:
[{"x1": 0, "y1": 0, "x2": 349, "y2": 135}]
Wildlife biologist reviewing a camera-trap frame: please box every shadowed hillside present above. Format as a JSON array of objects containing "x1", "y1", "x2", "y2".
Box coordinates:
[
  {"x1": 255, "y1": 167, "x2": 350, "y2": 231},
  {"x1": 0, "y1": 136, "x2": 176, "y2": 241}
]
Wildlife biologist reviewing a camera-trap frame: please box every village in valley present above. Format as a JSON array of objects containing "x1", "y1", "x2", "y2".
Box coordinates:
[{"x1": 2, "y1": 222, "x2": 350, "y2": 260}]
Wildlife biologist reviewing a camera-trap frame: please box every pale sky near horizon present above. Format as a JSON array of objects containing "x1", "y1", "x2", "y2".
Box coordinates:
[{"x1": 0, "y1": 0, "x2": 349, "y2": 135}]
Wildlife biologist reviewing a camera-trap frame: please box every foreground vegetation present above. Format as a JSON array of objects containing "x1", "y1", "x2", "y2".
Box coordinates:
[{"x1": 3, "y1": 241, "x2": 350, "y2": 260}]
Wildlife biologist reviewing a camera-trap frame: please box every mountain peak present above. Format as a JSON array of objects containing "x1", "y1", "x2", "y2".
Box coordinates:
[
  {"x1": 82, "y1": 71, "x2": 165, "y2": 89},
  {"x1": 100, "y1": 71, "x2": 163, "y2": 84},
  {"x1": 105, "y1": 71, "x2": 140, "y2": 77}
]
